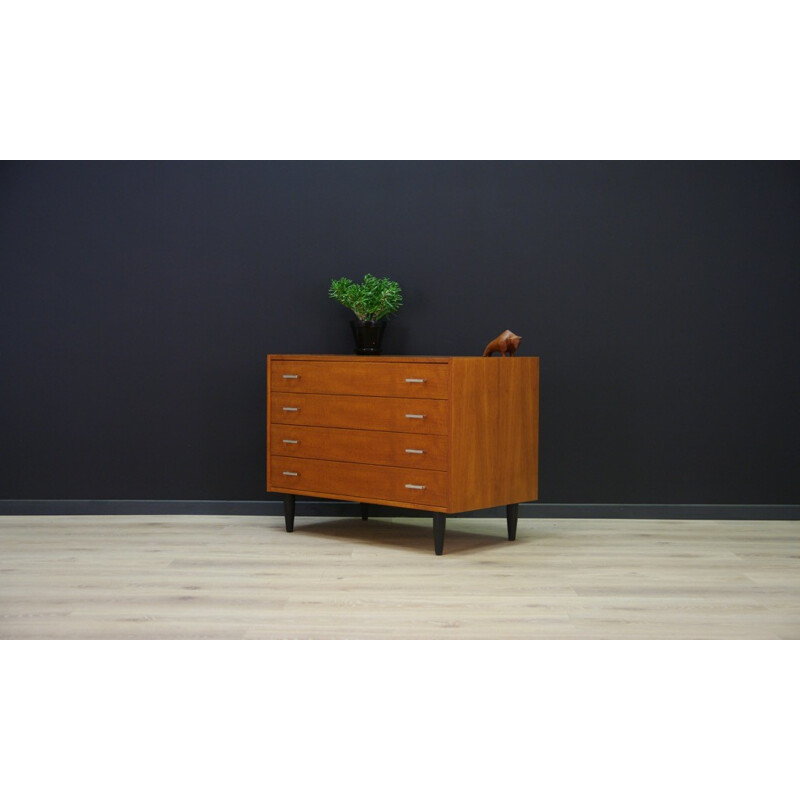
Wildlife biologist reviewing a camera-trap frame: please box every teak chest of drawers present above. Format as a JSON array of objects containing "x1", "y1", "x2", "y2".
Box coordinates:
[{"x1": 267, "y1": 355, "x2": 539, "y2": 555}]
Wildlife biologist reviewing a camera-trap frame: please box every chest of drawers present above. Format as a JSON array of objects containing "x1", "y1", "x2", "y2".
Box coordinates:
[{"x1": 267, "y1": 355, "x2": 539, "y2": 554}]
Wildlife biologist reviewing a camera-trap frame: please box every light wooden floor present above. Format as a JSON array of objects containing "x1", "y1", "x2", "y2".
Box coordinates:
[{"x1": 1, "y1": 514, "x2": 798, "y2": 639}]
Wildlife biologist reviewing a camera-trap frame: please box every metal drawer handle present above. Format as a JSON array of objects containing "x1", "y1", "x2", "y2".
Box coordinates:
[
  {"x1": 282, "y1": 439, "x2": 299, "y2": 444},
  {"x1": 405, "y1": 448, "x2": 424, "y2": 454},
  {"x1": 405, "y1": 378, "x2": 426, "y2": 383},
  {"x1": 282, "y1": 407, "x2": 299, "y2": 412},
  {"x1": 282, "y1": 471, "x2": 298, "y2": 477},
  {"x1": 282, "y1": 374, "x2": 299, "y2": 379},
  {"x1": 405, "y1": 484, "x2": 426, "y2": 490},
  {"x1": 405, "y1": 414, "x2": 426, "y2": 419}
]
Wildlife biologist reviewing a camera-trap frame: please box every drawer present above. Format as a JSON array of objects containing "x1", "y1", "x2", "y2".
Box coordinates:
[
  {"x1": 270, "y1": 360, "x2": 449, "y2": 399},
  {"x1": 270, "y1": 392, "x2": 449, "y2": 435},
  {"x1": 271, "y1": 423, "x2": 448, "y2": 471},
  {"x1": 270, "y1": 456, "x2": 447, "y2": 508}
]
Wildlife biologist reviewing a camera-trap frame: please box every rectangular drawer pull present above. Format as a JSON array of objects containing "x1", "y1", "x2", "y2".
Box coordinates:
[
  {"x1": 282, "y1": 407, "x2": 299, "y2": 412},
  {"x1": 282, "y1": 439, "x2": 299, "y2": 444},
  {"x1": 282, "y1": 374, "x2": 299, "y2": 379},
  {"x1": 405, "y1": 413, "x2": 426, "y2": 419},
  {"x1": 405, "y1": 448, "x2": 424, "y2": 454},
  {"x1": 282, "y1": 471, "x2": 298, "y2": 477},
  {"x1": 405, "y1": 484, "x2": 426, "y2": 490},
  {"x1": 405, "y1": 378, "x2": 426, "y2": 383}
]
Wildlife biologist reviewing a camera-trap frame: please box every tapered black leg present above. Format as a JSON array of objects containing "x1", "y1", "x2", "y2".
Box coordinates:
[
  {"x1": 433, "y1": 513, "x2": 446, "y2": 555},
  {"x1": 283, "y1": 494, "x2": 296, "y2": 532},
  {"x1": 360, "y1": 503, "x2": 369, "y2": 521},
  {"x1": 506, "y1": 503, "x2": 519, "y2": 541}
]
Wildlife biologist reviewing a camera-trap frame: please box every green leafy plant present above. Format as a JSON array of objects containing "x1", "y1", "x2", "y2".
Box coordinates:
[{"x1": 328, "y1": 273, "x2": 403, "y2": 322}]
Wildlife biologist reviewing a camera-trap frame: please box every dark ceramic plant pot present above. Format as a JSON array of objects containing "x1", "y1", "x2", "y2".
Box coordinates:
[{"x1": 350, "y1": 319, "x2": 387, "y2": 355}]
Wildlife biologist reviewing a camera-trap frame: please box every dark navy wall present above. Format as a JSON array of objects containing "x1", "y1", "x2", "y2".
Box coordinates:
[{"x1": 1, "y1": 161, "x2": 798, "y2": 506}]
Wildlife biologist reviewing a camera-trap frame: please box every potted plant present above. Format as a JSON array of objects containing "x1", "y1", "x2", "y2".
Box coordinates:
[{"x1": 329, "y1": 273, "x2": 403, "y2": 355}]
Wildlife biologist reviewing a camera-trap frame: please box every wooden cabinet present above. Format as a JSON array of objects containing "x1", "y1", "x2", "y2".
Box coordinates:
[{"x1": 267, "y1": 355, "x2": 539, "y2": 554}]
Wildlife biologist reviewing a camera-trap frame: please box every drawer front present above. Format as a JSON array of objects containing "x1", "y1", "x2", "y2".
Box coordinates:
[
  {"x1": 270, "y1": 360, "x2": 449, "y2": 399},
  {"x1": 271, "y1": 392, "x2": 449, "y2": 435},
  {"x1": 270, "y1": 456, "x2": 447, "y2": 507},
  {"x1": 271, "y1": 423, "x2": 448, "y2": 471}
]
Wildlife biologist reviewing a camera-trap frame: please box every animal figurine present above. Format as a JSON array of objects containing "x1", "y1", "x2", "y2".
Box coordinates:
[{"x1": 483, "y1": 329, "x2": 522, "y2": 357}]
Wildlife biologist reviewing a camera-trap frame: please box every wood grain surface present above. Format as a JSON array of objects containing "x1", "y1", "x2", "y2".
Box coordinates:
[
  {"x1": 270, "y1": 423, "x2": 448, "y2": 471},
  {"x1": 270, "y1": 359, "x2": 450, "y2": 398},
  {"x1": 270, "y1": 392, "x2": 449, "y2": 435},
  {"x1": 1, "y1": 515, "x2": 798, "y2": 639},
  {"x1": 270, "y1": 456, "x2": 448, "y2": 507}
]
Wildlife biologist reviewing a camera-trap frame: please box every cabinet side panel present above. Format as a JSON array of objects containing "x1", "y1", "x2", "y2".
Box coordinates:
[
  {"x1": 498, "y1": 357, "x2": 539, "y2": 503},
  {"x1": 449, "y1": 358, "x2": 500, "y2": 512},
  {"x1": 266, "y1": 355, "x2": 273, "y2": 491}
]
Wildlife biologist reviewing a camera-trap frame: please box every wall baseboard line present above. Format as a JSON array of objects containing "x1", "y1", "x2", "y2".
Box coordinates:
[{"x1": 0, "y1": 500, "x2": 798, "y2": 520}]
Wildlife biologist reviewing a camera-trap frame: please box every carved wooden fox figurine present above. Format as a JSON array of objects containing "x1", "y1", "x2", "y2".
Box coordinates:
[{"x1": 483, "y1": 329, "x2": 522, "y2": 357}]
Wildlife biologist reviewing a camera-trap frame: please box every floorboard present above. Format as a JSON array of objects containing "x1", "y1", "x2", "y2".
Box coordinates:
[{"x1": 1, "y1": 515, "x2": 798, "y2": 639}]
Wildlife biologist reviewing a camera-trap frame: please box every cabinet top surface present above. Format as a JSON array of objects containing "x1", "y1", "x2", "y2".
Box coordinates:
[{"x1": 268, "y1": 354, "x2": 538, "y2": 362}]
